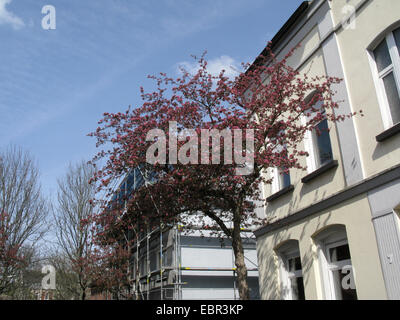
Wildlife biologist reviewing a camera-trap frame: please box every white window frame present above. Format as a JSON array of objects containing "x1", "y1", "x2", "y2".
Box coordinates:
[
  {"x1": 310, "y1": 118, "x2": 332, "y2": 167},
  {"x1": 271, "y1": 130, "x2": 291, "y2": 193},
  {"x1": 325, "y1": 239, "x2": 354, "y2": 300},
  {"x1": 271, "y1": 168, "x2": 281, "y2": 194},
  {"x1": 271, "y1": 167, "x2": 291, "y2": 194},
  {"x1": 302, "y1": 101, "x2": 333, "y2": 173},
  {"x1": 278, "y1": 247, "x2": 304, "y2": 300},
  {"x1": 317, "y1": 232, "x2": 356, "y2": 300},
  {"x1": 303, "y1": 128, "x2": 317, "y2": 173},
  {"x1": 368, "y1": 29, "x2": 400, "y2": 130},
  {"x1": 286, "y1": 253, "x2": 304, "y2": 300}
]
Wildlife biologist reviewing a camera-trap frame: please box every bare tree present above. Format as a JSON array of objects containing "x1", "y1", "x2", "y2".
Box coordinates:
[
  {"x1": 46, "y1": 250, "x2": 81, "y2": 300},
  {"x1": 0, "y1": 146, "x2": 48, "y2": 296},
  {"x1": 54, "y1": 161, "x2": 95, "y2": 300},
  {"x1": 6, "y1": 245, "x2": 48, "y2": 300}
]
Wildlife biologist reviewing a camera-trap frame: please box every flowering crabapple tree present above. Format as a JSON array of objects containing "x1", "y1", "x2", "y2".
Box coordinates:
[
  {"x1": 86, "y1": 209, "x2": 135, "y2": 300},
  {"x1": 89, "y1": 44, "x2": 359, "y2": 300}
]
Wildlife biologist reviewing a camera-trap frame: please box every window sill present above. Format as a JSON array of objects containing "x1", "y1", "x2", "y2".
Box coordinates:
[
  {"x1": 266, "y1": 185, "x2": 294, "y2": 202},
  {"x1": 301, "y1": 160, "x2": 338, "y2": 184},
  {"x1": 376, "y1": 122, "x2": 400, "y2": 142}
]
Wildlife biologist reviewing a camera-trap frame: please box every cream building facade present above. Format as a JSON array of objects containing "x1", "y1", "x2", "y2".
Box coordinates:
[{"x1": 254, "y1": 0, "x2": 400, "y2": 300}]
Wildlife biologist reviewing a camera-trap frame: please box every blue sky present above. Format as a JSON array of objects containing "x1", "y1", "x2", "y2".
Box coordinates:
[{"x1": 0, "y1": 0, "x2": 303, "y2": 200}]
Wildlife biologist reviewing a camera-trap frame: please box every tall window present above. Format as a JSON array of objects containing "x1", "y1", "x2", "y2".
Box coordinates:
[
  {"x1": 325, "y1": 240, "x2": 357, "y2": 300},
  {"x1": 304, "y1": 101, "x2": 334, "y2": 172},
  {"x1": 272, "y1": 130, "x2": 291, "y2": 193},
  {"x1": 371, "y1": 27, "x2": 400, "y2": 128},
  {"x1": 315, "y1": 226, "x2": 358, "y2": 300},
  {"x1": 278, "y1": 167, "x2": 291, "y2": 189},
  {"x1": 277, "y1": 241, "x2": 305, "y2": 300},
  {"x1": 311, "y1": 115, "x2": 333, "y2": 167},
  {"x1": 272, "y1": 167, "x2": 291, "y2": 193}
]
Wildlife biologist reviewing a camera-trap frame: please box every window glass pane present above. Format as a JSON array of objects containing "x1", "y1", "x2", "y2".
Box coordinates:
[
  {"x1": 288, "y1": 256, "x2": 302, "y2": 272},
  {"x1": 394, "y1": 27, "x2": 400, "y2": 52},
  {"x1": 276, "y1": 128, "x2": 290, "y2": 190},
  {"x1": 329, "y1": 244, "x2": 351, "y2": 262},
  {"x1": 374, "y1": 39, "x2": 392, "y2": 73},
  {"x1": 278, "y1": 168, "x2": 291, "y2": 189},
  {"x1": 290, "y1": 277, "x2": 305, "y2": 300},
  {"x1": 332, "y1": 268, "x2": 358, "y2": 300},
  {"x1": 315, "y1": 119, "x2": 333, "y2": 167},
  {"x1": 294, "y1": 256, "x2": 302, "y2": 271},
  {"x1": 135, "y1": 168, "x2": 145, "y2": 189},
  {"x1": 383, "y1": 72, "x2": 400, "y2": 124},
  {"x1": 118, "y1": 183, "x2": 126, "y2": 205},
  {"x1": 126, "y1": 172, "x2": 135, "y2": 195},
  {"x1": 276, "y1": 130, "x2": 291, "y2": 189},
  {"x1": 288, "y1": 258, "x2": 295, "y2": 272}
]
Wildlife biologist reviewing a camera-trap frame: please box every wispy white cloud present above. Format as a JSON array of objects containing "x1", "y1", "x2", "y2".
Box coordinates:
[
  {"x1": 0, "y1": 1, "x2": 252, "y2": 145},
  {"x1": 177, "y1": 55, "x2": 242, "y2": 79},
  {"x1": 0, "y1": 0, "x2": 24, "y2": 30}
]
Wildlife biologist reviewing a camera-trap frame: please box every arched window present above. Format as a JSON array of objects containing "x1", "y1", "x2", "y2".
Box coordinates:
[
  {"x1": 275, "y1": 240, "x2": 305, "y2": 300},
  {"x1": 313, "y1": 225, "x2": 358, "y2": 300},
  {"x1": 369, "y1": 26, "x2": 400, "y2": 129}
]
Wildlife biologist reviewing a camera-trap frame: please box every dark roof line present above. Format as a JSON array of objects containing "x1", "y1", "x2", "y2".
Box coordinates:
[
  {"x1": 249, "y1": 1, "x2": 310, "y2": 70},
  {"x1": 269, "y1": 1, "x2": 310, "y2": 52}
]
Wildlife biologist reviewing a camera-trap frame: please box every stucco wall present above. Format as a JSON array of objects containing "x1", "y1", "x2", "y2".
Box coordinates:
[
  {"x1": 256, "y1": 0, "x2": 400, "y2": 300},
  {"x1": 331, "y1": 0, "x2": 400, "y2": 177},
  {"x1": 256, "y1": 193, "x2": 387, "y2": 300},
  {"x1": 263, "y1": 1, "x2": 348, "y2": 223}
]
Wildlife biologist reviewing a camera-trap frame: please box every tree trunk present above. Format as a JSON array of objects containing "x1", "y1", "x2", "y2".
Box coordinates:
[{"x1": 232, "y1": 207, "x2": 250, "y2": 300}]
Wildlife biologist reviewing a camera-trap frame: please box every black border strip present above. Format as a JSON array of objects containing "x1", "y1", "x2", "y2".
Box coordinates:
[{"x1": 248, "y1": 1, "x2": 310, "y2": 71}]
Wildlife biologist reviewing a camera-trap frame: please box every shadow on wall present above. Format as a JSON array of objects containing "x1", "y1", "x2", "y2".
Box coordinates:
[
  {"x1": 257, "y1": 212, "x2": 333, "y2": 300},
  {"x1": 265, "y1": 165, "x2": 336, "y2": 224},
  {"x1": 372, "y1": 134, "x2": 400, "y2": 161},
  {"x1": 257, "y1": 231, "x2": 287, "y2": 300}
]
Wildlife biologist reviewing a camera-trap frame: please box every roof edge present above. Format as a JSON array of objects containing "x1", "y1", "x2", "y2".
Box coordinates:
[{"x1": 249, "y1": 1, "x2": 310, "y2": 70}]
